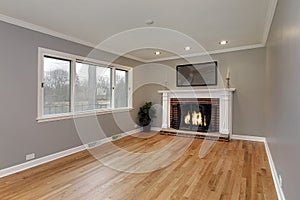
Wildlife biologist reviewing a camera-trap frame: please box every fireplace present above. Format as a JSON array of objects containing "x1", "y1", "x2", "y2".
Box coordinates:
[
  {"x1": 158, "y1": 89, "x2": 235, "y2": 139},
  {"x1": 170, "y1": 98, "x2": 219, "y2": 133}
]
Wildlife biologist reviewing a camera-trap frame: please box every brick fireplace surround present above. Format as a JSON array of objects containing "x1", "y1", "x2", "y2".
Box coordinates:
[{"x1": 158, "y1": 89, "x2": 235, "y2": 141}]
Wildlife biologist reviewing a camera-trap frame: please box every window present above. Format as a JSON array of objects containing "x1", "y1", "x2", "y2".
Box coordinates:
[
  {"x1": 75, "y1": 62, "x2": 112, "y2": 112},
  {"x1": 115, "y1": 69, "x2": 128, "y2": 108},
  {"x1": 43, "y1": 56, "x2": 71, "y2": 115},
  {"x1": 38, "y1": 48, "x2": 132, "y2": 122}
]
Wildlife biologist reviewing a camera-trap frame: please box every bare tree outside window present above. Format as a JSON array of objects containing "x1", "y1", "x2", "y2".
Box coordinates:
[
  {"x1": 115, "y1": 69, "x2": 128, "y2": 108},
  {"x1": 43, "y1": 56, "x2": 71, "y2": 115},
  {"x1": 41, "y1": 54, "x2": 129, "y2": 117},
  {"x1": 75, "y1": 63, "x2": 111, "y2": 112}
]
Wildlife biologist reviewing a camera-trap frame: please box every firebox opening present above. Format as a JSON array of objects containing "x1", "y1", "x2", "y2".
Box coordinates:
[
  {"x1": 179, "y1": 104, "x2": 211, "y2": 132},
  {"x1": 170, "y1": 98, "x2": 219, "y2": 133}
]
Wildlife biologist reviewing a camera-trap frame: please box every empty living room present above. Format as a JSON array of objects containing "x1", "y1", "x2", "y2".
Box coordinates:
[{"x1": 0, "y1": 0, "x2": 299, "y2": 199}]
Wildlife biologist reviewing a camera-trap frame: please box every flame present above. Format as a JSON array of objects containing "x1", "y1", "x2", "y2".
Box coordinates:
[
  {"x1": 192, "y1": 111, "x2": 202, "y2": 126},
  {"x1": 184, "y1": 110, "x2": 208, "y2": 127},
  {"x1": 184, "y1": 111, "x2": 190, "y2": 124}
]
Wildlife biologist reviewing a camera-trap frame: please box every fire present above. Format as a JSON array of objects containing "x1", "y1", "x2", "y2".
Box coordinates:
[
  {"x1": 184, "y1": 111, "x2": 191, "y2": 124},
  {"x1": 192, "y1": 111, "x2": 202, "y2": 126},
  {"x1": 184, "y1": 111, "x2": 207, "y2": 126}
]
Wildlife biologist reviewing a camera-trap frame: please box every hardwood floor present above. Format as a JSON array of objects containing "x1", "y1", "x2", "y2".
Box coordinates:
[{"x1": 0, "y1": 133, "x2": 277, "y2": 200}]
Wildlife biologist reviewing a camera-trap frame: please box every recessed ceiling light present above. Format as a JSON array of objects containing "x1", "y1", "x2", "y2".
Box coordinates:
[
  {"x1": 219, "y1": 40, "x2": 229, "y2": 45},
  {"x1": 154, "y1": 51, "x2": 161, "y2": 55},
  {"x1": 145, "y1": 19, "x2": 154, "y2": 25},
  {"x1": 184, "y1": 46, "x2": 191, "y2": 51}
]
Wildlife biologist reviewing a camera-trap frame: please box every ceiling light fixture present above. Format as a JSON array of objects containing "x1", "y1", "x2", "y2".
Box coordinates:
[
  {"x1": 154, "y1": 51, "x2": 161, "y2": 55},
  {"x1": 184, "y1": 46, "x2": 191, "y2": 51},
  {"x1": 145, "y1": 19, "x2": 154, "y2": 25},
  {"x1": 219, "y1": 40, "x2": 229, "y2": 45}
]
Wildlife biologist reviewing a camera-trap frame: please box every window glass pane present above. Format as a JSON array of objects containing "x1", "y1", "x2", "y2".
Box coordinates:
[
  {"x1": 115, "y1": 69, "x2": 128, "y2": 108},
  {"x1": 75, "y1": 63, "x2": 112, "y2": 112},
  {"x1": 43, "y1": 56, "x2": 71, "y2": 115}
]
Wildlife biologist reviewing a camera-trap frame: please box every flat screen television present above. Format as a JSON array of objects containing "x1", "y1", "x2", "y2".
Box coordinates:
[{"x1": 176, "y1": 61, "x2": 218, "y2": 87}]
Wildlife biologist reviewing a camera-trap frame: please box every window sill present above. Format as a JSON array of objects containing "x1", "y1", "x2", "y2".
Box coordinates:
[{"x1": 36, "y1": 107, "x2": 134, "y2": 123}]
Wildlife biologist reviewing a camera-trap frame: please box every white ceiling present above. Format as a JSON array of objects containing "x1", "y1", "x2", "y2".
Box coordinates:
[{"x1": 0, "y1": 0, "x2": 277, "y2": 62}]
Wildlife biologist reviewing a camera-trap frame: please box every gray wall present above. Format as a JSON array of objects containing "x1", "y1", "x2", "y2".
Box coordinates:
[
  {"x1": 0, "y1": 21, "x2": 142, "y2": 170},
  {"x1": 266, "y1": 0, "x2": 300, "y2": 199},
  {"x1": 153, "y1": 47, "x2": 267, "y2": 136}
]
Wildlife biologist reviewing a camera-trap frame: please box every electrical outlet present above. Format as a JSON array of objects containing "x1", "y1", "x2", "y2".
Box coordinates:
[
  {"x1": 26, "y1": 153, "x2": 35, "y2": 161},
  {"x1": 278, "y1": 175, "x2": 283, "y2": 187},
  {"x1": 112, "y1": 135, "x2": 120, "y2": 140},
  {"x1": 87, "y1": 142, "x2": 97, "y2": 149}
]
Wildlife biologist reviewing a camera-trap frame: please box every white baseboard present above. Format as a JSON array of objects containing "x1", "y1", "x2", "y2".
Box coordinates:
[
  {"x1": 230, "y1": 134, "x2": 285, "y2": 199},
  {"x1": 151, "y1": 126, "x2": 162, "y2": 132},
  {"x1": 0, "y1": 128, "x2": 142, "y2": 178},
  {"x1": 264, "y1": 140, "x2": 286, "y2": 200},
  {"x1": 0, "y1": 145, "x2": 85, "y2": 178},
  {"x1": 85, "y1": 128, "x2": 142, "y2": 149},
  {"x1": 0, "y1": 129, "x2": 286, "y2": 200},
  {"x1": 231, "y1": 134, "x2": 266, "y2": 142}
]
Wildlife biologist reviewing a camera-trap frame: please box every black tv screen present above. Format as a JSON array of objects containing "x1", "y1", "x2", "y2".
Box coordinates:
[{"x1": 176, "y1": 61, "x2": 217, "y2": 87}]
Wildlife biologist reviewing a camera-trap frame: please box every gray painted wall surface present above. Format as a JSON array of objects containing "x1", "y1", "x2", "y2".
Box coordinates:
[
  {"x1": 0, "y1": 21, "x2": 142, "y2": 169},
  {"x1": 155, "y1": 48, "x2": 267, "y2": 136},
  {"x1": 266, "y1": 0, "x2": 300, "y2": 199}
]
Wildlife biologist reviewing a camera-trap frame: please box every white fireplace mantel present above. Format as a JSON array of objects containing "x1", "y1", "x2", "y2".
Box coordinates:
[{"x1": 158, "y1": 88, "x2": 236, "y2": 137}]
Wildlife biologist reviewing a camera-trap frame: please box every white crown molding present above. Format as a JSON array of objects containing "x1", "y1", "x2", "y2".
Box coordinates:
[
  {"x1": 262, "y1": 0, "x2": 278, "y2": 45},
  {"x1": 0, "y1": 13, "x2": 146, "y2": 63},
  {"x1": 0, "y1": 0, "x2": 276, "y2": 63},
  {"x1": 0, "y1": 14, "x2": 97, "y2": 48},
  {"x1": 146, "y1": 44, "x2": 265, "y2": 63}
]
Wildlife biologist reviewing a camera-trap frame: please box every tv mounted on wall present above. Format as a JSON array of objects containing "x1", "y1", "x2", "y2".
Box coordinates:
[{"x1": 176, "y1": 61, "x2": 218, "y2": 87}]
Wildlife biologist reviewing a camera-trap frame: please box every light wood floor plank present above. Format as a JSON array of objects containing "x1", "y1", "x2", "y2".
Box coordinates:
[{"x1": 0, "y1": 133, "x2": 277, "y2": 200}]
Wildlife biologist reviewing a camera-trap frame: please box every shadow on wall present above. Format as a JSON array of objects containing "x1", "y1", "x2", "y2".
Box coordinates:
[{"x1": 131, "y1": 83, "x2": 165, "y2": 128}]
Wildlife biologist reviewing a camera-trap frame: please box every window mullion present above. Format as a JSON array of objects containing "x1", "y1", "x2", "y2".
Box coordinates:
[
  {"x1": 38, "y1": 53, "x2": 44, "y2": 118},
  {"x1": 70, "y1": 60, "x2": 76, "y2": 113},
  {"x1": 111, "y1": 68, "x2": 115, "y2": 109},
  {"x1": 128, "y1": 69, "x2": 133, "y2": 108}
]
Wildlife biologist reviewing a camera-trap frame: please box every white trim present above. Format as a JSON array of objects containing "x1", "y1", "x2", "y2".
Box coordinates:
[
  {"x1": 231, "y1": 134, "x2": 286, "y2": 200},
  {"x1": 127, "y1": 68, "x2": 133, "y2": 108},
  {"x1": 158, "y1": 88, "x2": 236, "y2": 94},
  {"x1": 0, "y1": 13, "x2": 144, "y2": 63},
  {"x1": 0, "y1": 128, "x2": 142, "y2": 178},
  {"x1": 0, "y1": 9, "x2": 274, "y2": 64},
  {"x1": 0, "y1": 145, "x2": 86, "y2": 178},
  {"x1": 151, "y1": 127, "x2": 162, "y2": 132},
  {"x1": 0, "y1": 14, "x2": 97, "y2": 48},
  {"x1": 262, "y1": 0, "x2": 278, "y2": 45},
  {"x1": 85, "y1": 128, "x2": 143, "y2": 149},
  {"x1": 0, "y1": 129, "x2": 287, "y2": 200},
  {"x1": 231, "y1": 134, "x2": 266, "y2": 142},
  {"x1": 264, "y1": 140, "x2": 286, "y2": 200},
  {"x1": 146, "y1": 44, "x2": 265, "y2": 63},
  {"x1": 37, "y1": 47, "x2": 133, "y2": 122},
  {"x1": 37, "y1": 108, "x2": 134, "y2": 123},
  {"x1": 158, "y1": 89, "x2": 235, "y2": 137},
  {"x1": 39, "y1": 48, "x2": 132, "y2": 70}
]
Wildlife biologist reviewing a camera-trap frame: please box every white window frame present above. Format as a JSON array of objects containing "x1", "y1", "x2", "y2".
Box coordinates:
[{"x1": 37, "y1": 47, "x2": 133, "y2": 123}]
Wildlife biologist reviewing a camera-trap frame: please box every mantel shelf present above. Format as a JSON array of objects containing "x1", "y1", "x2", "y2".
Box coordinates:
[{"x1": 158, "y1": 88, "x2": 236, "y2": 94}]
